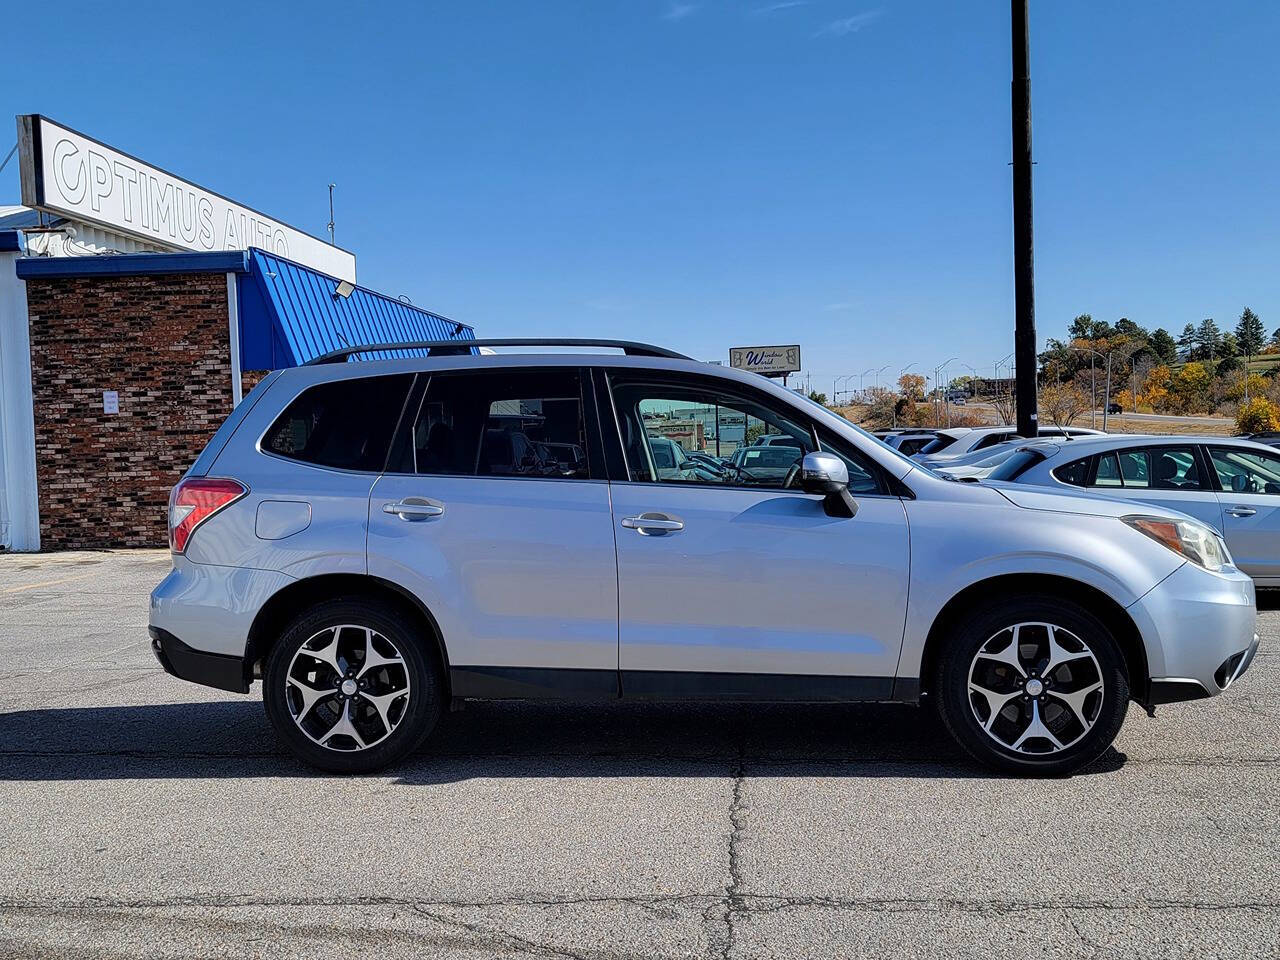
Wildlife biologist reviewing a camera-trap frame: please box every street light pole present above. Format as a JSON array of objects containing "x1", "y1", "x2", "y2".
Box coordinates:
[{"x1": 1011, "y1": 0, "x2": 1039, "y2": 438}]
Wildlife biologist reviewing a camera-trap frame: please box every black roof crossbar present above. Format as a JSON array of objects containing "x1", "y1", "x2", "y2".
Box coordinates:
[{"x1": 305, "y1": 338, "x2": 691, "y2": 365}]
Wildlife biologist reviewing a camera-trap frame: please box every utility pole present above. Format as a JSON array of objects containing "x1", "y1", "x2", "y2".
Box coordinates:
[
  {"x1": 327, "y1": 183, "x2": 337, "y2": 244},
  {"x1": 1011, "y1": 0, "x2": 1038, "y2": 438}
]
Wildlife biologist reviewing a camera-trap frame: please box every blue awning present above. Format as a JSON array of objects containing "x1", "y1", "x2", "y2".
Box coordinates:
[
  {"x1": 238, "y1": 249, "x2": 474, "y2": 368},
  {"x1": 14, "y1": 246, "x2": 475, "y2": 369}
]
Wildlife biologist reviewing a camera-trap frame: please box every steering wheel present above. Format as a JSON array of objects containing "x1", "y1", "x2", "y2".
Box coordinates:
[{"x1": 782, "y1": 462, "x2": 803, "y2": 490}]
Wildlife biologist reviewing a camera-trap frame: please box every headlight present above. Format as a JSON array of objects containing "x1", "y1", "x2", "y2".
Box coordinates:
[{"x1": 1122, "y1": 515, "x2": 1230, "y2": 572}]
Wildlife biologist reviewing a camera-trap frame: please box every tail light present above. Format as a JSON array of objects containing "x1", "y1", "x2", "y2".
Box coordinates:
[{"x1": 168, "y1": 477, "x2": 247, "y2": 553}]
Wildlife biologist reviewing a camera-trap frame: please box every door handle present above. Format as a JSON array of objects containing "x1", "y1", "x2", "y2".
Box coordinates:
[
  {"x1": 1226, "y1": 506, "x2": 1257, "y2": 518},
  {"x1": 621, "y1": 513, "x2": 684, "y2": 535},
  {"x1": 383, "y1": 500, "x2": 445, "y2": 521}
]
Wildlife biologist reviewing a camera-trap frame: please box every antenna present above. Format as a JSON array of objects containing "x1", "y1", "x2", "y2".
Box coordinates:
[{"x1": 326, "y1": 183, "x2": 336, "y2": 244}]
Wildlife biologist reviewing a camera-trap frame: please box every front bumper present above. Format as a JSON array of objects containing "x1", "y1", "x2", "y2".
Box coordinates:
[
  {"x1": 150, "y1": 626, "x2": 250, "y2": 694},
  {"x1": 1129, "y1": 561, "x2": 1259, "y2": 704}
]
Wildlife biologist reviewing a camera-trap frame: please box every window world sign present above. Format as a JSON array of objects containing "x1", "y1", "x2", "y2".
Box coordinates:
[
  {"x1": 16, "y1": 115, "x2": 356, "y2": 282},
  {"x1": 729, "y1": 344, "x2": 801, "y2": 376}
]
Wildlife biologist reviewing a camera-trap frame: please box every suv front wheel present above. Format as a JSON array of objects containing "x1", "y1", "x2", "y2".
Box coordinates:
[
  {"x1": 263, "y1": 598, "x2": 443, "y2": 773},
  {"x1": 933, "y1": 596, "x2": 1129, "y2": 776}
]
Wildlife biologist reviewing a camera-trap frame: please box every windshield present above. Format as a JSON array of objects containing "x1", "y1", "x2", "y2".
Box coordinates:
[
  {"x1": 919, "y1": 434, "x2": 959, "y2": 454},
  {"x1": 985, "y1": 448, "x2": 1047, "y2": 482}
]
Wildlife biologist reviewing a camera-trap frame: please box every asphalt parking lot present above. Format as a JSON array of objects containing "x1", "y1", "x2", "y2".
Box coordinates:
[{"x1": 1, "y1": 550, "x2": 1278, "y2": 959}]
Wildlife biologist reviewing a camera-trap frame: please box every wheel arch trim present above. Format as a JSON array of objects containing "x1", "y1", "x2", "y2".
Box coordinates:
[
  {"x1": 911, "y1": 573, "x2": 1150, "y2": 706},
  {"x1": 246, "y1": 572, "x2": 451, "y2": 694}
]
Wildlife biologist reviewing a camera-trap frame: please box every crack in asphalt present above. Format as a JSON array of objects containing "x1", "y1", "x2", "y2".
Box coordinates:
[{"x1": 705, "y1": 743, "x2": 747, "y2": 960}]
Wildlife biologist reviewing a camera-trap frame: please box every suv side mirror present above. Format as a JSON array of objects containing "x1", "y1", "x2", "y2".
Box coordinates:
[
  {"x1": 800, "y1": 452, "x2": 848, "y2": 492},
  {"x1": 800, "y1": 452, "x2": 858, "y2": 518}
]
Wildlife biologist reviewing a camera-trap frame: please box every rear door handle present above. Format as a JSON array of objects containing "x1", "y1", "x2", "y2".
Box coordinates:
[
  {"x1": 383, "y1": 499, "x2": 445, "y2": 521},
  {"x1": 621, "y1": 513, "x2": 684, "y2": 535},
  {"x1": 1226, "y1": 506, "x2": 1257, "y2": 518}
]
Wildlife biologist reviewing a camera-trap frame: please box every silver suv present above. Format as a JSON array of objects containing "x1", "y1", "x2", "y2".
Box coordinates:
[{"x1": 149, "y1": 339, "x2": 1259, "y2": 775}]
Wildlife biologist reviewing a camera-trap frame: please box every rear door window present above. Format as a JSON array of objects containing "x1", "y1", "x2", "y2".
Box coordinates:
[
  {"x1": 408, "y1": 368, "x2": 592, "y2": 479},
  {"x1": 262, "y1": 374, "x2": 414, "y2": 472},
  {"x1": 1087, "y1": 446, "x2": 1203, "y2": 489}
]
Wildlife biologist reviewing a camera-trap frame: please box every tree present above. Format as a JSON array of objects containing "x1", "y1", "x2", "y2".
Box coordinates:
[
  {"x1": 1171, "y1": 361, "x2": 1213, "y2": 414},
  {"x1": 807, "y1": 390, "x2": 827, "y2": 405},
  {"x1": 1177, "y1": 323, "x2": 1197, "y2": 360},
  {"x1": 1273, "y1": 327, "x2": 1280, "y2": 347},
  {"x1": 990, "y1": 389, "x2": 1015, "y2": 426},
  {"x1": 1068, "y1": 314, "x2": 1115, "y2": 342},
  {"x1": 1237, "y1": 307, "x2": 1266, "y2": 358},
  {"x1": 1149, "y1": 328, "x2": 1178, "y2": 365},
  {"x1": 1039, "y1": 383, "x2": 1089, "y2": 428},
  {"x1": 1220, "y1": 333, "x2": 1240, "y2": 360},
  {"x1": 1236, "y1": 397, "x2": 1280, "y2": 434},
  {"x1": 1114, "y1": 317, "x2": 1148, "y2": 340},
  {"x1": 1137, "y1": 364, "x2": 1173, "y2": 412},
  {"x1": 1194, "y1": 318, "x2": 1222, "y2": 361},
  {"x1": 897, "y1": 373, "x2": 926, "y2": 401}
]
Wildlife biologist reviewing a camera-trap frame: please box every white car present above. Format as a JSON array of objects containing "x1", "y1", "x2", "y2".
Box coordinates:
[
  {"x1": 916, "y1": 425, "x2": 1104, "y2": 465},
  {"x1": 988, "y1": 433, "x2": 1280, "y2": 587}
]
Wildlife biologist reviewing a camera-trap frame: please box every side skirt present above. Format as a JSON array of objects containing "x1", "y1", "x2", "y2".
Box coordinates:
[{"x1": 449, "y1": 666, "x2": 904, "y2": 702}]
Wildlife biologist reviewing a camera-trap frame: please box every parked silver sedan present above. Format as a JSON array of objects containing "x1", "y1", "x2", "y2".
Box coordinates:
[{"x1": 988, "y1": 434, "x2": 1280, "y2": 587}]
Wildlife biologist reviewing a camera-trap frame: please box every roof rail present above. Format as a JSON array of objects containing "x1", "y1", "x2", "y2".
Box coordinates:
[{"x1": 304, "y1": 338, "x2": 691, "y2": 365}]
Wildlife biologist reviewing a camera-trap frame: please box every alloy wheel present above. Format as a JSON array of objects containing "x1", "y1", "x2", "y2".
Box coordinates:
[
  {"x1": 284, "y1": 624, "x2": 412, "y2": 752},
  {"x1": 966, "y1": 622, "x2": 1104, "y2": 756}
]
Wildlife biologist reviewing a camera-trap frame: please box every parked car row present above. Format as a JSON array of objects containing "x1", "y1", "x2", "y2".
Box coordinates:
[{"x1": 150, "y1": 341, "x2": 1259, "y2": 778}]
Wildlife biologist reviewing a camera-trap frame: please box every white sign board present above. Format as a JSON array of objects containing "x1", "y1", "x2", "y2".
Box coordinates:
[
  {"x1": 17, "y1": 115, "x2": 356, "y2": 282},
  {"x1": 729, "y1": 344, "x2": 801, "y2": 376},
  {"x1": 102, "y1": 390, "x2": 119, "y2": 414}
]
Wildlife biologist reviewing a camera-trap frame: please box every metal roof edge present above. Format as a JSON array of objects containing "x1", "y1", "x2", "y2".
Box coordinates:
[{"x1": 15, "y1": 250, "x2": 251, "y2": 279}]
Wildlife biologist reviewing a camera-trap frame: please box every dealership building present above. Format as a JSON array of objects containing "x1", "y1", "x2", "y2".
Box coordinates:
[{"x1": 0, "y1": 115, "x2": 474, "y2": 551}]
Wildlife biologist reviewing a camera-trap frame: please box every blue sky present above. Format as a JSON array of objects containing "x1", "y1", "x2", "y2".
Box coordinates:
[{"x1": 3, "y1": 1, "x2": 1277, "y2": 391}]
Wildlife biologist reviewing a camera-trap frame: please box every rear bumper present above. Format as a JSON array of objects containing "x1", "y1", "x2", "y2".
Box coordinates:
[{"x1": 149, "y1": 626, "x2": 250, "y2": 694}]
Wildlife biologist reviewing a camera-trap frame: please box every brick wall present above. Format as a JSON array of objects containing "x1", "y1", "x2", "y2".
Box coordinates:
[{"x1": 24, "y1": 272, "x2": 234, "y2": 549}]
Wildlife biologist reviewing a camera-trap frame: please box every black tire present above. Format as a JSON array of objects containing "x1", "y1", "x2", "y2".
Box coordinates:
[
  {"x1": 263, "y1": 598, "x2": 443, "y2": 773},
  {"x1": 933, "y1": 596, "x2": 1129, "y2": 776}
]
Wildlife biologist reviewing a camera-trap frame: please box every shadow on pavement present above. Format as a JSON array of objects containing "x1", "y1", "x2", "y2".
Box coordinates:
[{"x1": 0, "y1": 697, "x2": 1127, "y2": 782}]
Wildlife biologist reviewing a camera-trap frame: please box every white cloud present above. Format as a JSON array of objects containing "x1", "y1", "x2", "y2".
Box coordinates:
[
  {"x1": 662, "y1": 3, "x2": 699, "y2": 21},
  {"x1": 753, "y1": 0, "x2": 810, "y2": 14},
  {"x1": 814, "y1": 9, "x2": 881, "y2": 37}
]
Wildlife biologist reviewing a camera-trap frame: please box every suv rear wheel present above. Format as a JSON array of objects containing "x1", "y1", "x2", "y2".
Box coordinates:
[
  {"x1": 263, "y1": 598, "x2": 443, "y2": 773},
  {"x1": 933, "y1": 596, "x2": 1129, "y2": 776}
]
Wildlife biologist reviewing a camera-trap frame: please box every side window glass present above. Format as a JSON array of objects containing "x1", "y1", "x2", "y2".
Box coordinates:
[
  {"x1": 1210, "y1": 448, "x2": 1280, "y2": 495},
  {"x1": 411, "y1": 370, "x2": 589, "y2": 479},
  {"x1": 1118, "y1": 451, "x2": 1151, "y2": 488},
  {"x1": 1090, "y1": 446, "x2": 1201, "y2": 490},
  {"x1": 1053, "y1": 456, "x2": 1090, "y2": 487},
  {"x1": 611, "y1": 382, "x2": 812, "y2": 488},
  {"x1": 1147, "y1": 448, "x2": 1201, "y2": 489},
  {"x1": 817, "y1": 431, "x2": 884, "y2": 495},
  {"x1": 262, "y1": 374, "x2": 413, "y2": 471},
  {"x1": 1093, "y1": 453, "x2": 1122, "y2": 487}
]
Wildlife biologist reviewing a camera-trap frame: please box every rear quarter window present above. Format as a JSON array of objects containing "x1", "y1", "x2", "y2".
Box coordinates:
[
  {"x1": 262, "y1": 374, "x2": 413, "y2": 471},
  {"x1": 1052, "y1": 456, "x2": 1091, "y2": 487}
]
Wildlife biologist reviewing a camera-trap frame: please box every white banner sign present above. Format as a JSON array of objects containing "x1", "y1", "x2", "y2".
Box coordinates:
[
  {"x1": 729, "y1": 344, "x2": 801, "y2": 376},
  {"x1": 18, "y1": 115, "x2": 356, "y2": 282}
]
